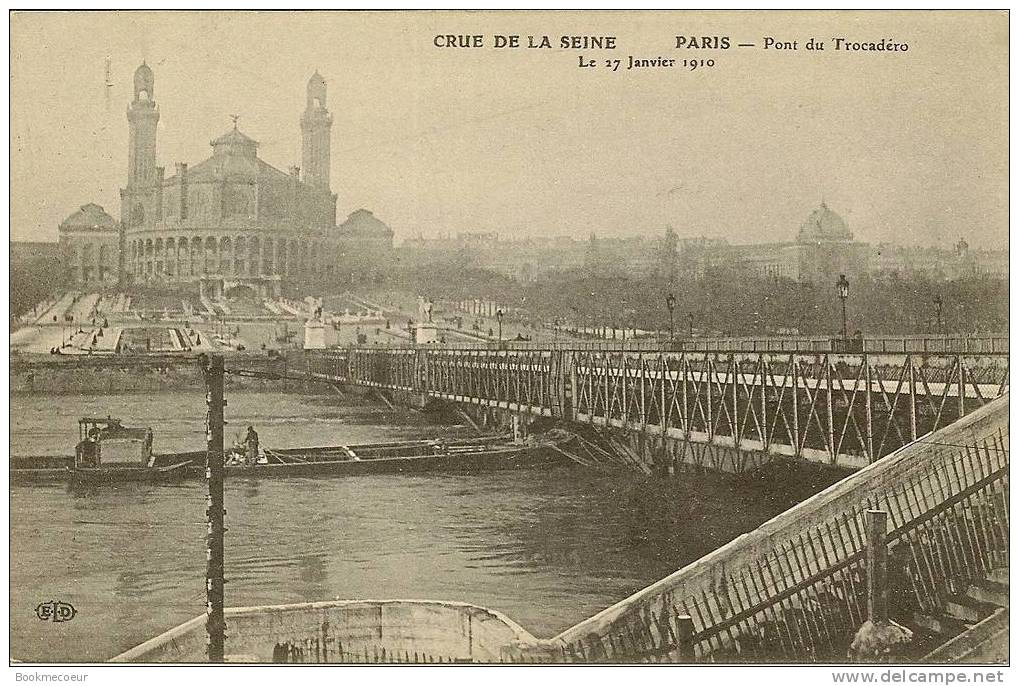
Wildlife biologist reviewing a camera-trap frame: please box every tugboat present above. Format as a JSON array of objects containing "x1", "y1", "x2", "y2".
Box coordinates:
[{"x1": 68, "y1": 417, "x2": 191, "y2": 485}]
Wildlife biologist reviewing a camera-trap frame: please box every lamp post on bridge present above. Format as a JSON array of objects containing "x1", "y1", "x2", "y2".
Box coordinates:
[
  {"x1": 688, "y1": 312, "x2": 694, "y2": 338},
  {"x1": 665, "y1": 293, "x2": 676, "y2": 342},
  {"x1": 933, "y1": 295, "x2": 944, "y2": 337},
  {"x1": 620, "y1": 297, "x2": 628, "y2": 342},
  {"x1": 496, "y1": 307, "x2": 504, "y2": 345},
  {"x1": 836, "y1": 274, "x2": 850, "y2": 342}
]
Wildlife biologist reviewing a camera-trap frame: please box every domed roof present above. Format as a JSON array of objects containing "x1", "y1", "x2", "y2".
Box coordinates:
[
  {"x1": 341, "y1": 209, "x2": 394, "y2": 236},
  {"x1": 59, "y1": 203, "x2": 117, "y2": 232},
  {"x1": 210, "y1": 127, "x2": 259, "y2": 158},
  {"x1": 797, "y1": 203, "x2": 852, "y2": 243}
]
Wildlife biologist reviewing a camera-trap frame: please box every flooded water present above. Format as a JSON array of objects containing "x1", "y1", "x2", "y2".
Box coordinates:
[{"x1": 10, "y1": 391, "x2": 831, "y2": 662}]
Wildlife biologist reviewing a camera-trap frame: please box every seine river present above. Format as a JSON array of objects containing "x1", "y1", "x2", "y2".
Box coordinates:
[{"x1": 10, "y1": 391, "x2": 834, "y2": 662}]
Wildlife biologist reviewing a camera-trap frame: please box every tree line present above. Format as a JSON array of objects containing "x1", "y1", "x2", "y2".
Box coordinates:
[{"x1": 389, "y1": 262, "x2": 1008, "y2": 337}]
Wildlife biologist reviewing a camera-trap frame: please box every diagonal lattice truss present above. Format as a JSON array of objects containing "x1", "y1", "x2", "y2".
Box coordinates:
[
  {"x1": 572, "y1": 351, "x2": 1008, "y2": 467},
  {"x1": 423, "y1": 350, "x2": 565, "y2": 417},
  {"x1": 312, "y1": 349, "x2": 1008, "y2": 468}
]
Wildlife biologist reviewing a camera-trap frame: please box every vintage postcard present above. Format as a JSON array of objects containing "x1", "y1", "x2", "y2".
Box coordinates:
[{"x1": 7, "y1": 9, "x2": 1009, "y2": 674}]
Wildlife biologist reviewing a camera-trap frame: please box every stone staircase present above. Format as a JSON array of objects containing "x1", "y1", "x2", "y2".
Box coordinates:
[
  {"x1": 200, "y1": 296, "x2": 218, "y2": 317},
  {"x1": 920, "y1": 566, "x2": 1008, "y2": 663}
]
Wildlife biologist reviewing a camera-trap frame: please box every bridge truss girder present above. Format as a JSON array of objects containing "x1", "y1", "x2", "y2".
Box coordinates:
[{"x1": 310, "y1": 349, "x2": 1008, "y2": 470}]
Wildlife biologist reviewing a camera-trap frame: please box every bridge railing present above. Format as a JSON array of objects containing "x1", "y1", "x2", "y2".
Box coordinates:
[
  {"x1": 318, "y1": 335, "x2": 1007, "y2": 355},
  {"x1": 514, "y1": 335, "x2": 1007, "y2": 354},
  {"x1": 530, "y1": 394, "x2": 1008, "y2": 663}
]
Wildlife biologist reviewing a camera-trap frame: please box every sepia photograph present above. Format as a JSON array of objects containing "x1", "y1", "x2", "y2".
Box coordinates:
[{"x1": 7, "y1": 9, "x2": 1010, "y2": 671}]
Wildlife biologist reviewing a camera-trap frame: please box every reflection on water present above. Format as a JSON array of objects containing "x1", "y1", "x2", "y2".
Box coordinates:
[{"x1": 10, "y1": 392, "x2": 836, "y2": 662}]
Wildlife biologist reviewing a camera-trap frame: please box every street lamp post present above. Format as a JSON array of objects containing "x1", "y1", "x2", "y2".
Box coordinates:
[
  {"x1": 620, "y1": 298, "x2": 628, "y2": 342},
  {"x1": 688, "y1": 312, "x2": 694, "y2": 338},
  {"x1": 666, "y1": 293, "x2": 676, "y2": 342},
  {"x1": 835, "y1": 274, "x2": 850, "y2": 341},
  {"x1": 496, "y1": 308, "x2": 504, "y2": 344},
  {"x1": 933, "y1": 295, "x2": 944, "y2": 337}
]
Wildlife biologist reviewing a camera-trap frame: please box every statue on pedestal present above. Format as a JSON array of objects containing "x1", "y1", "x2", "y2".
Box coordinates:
[
  {"x1": 417, "y1": 297, "x2": 433, "y2": 323},
  {"x1": 304, "y1": 296, "x2": 323, "y2": 321}
]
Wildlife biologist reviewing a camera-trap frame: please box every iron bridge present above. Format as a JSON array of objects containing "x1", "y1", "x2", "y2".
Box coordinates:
[{"x1": 303, "y1": 347, "x2": 1008, "y2": 470}]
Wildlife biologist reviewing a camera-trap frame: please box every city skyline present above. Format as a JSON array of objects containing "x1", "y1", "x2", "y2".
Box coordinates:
[{"x1": 10, "y1": 11, "x2": 1008, "y2": 248}]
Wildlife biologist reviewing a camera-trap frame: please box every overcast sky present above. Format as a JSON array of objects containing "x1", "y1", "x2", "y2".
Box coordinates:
[{"x1": 10, "y1": 10, "x2": 1008, "y2": 248}]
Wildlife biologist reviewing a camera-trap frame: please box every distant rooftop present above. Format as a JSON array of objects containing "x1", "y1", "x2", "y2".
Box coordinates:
[{"x1": 59, "y1": 203, "x2": 117, "y2": 232}]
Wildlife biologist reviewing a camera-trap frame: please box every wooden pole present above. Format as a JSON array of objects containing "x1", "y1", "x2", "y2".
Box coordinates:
[
  {"x1": 865, "y1": 509, "x2": 889, "y2": 624},
  {"x1": 203, "y1": 354, "x2": 226, "y2": 662}
]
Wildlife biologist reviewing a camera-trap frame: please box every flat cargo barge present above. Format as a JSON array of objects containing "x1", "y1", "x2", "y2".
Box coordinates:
[{"x1": 10, "y1": 420, "x2": 575, "y2": 485}]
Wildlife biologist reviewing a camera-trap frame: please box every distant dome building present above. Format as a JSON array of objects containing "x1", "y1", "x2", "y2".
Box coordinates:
[
  {"x1": 732, "y1": 203, "x2": 868, "y2": 283},
  {"x1": 341, "y1": 209, "x2": 394, "y2": 239},
  {"x1": 61, "y1": 203, "x2": 118, "y2": 231},
  {"x1": 793, "y1": 203, "x2": 868, "y2": 284},
  {"x1": 59, "y1": 204, "x2": 120, "y2": 286},
  {"x1": 61, "y1": 64, "x2": 395, "y2": 296},
  {"x1": 797, "y1": 202, "x2": 853, "y2": 244},
  {"x1": 338, "y1": 209, "x2": 397, "y2": 285}
]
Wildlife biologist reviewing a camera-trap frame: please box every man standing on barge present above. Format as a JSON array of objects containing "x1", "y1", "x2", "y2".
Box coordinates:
[{"x1": 245, "y1": 426, "x2": 259, "y2": 466}]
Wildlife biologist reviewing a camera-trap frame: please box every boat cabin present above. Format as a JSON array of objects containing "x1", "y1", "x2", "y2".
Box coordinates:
[{"x1": 74, "y1": 416, "x2": 154, "y2": 469}]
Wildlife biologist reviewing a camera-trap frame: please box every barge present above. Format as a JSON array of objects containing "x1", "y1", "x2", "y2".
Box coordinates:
[{"x1": 10, "y1": 417, "x2": 573, "y2": 484}]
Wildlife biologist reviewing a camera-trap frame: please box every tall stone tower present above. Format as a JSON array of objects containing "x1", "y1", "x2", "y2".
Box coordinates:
[
  {"x1": 127, "y1": 62, "x2": 159, "y2": 189},
  {"x1": 301, "y1": 71, "x2": 333, "y2": 191},
  {"x1": 119, "y1": 61, "x2": 163, "y2": 285}
]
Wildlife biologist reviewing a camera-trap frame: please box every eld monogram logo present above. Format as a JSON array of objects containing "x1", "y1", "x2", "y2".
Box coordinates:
[{"x1": 35, "y1": 601, "x2": 77, "y2": 623}]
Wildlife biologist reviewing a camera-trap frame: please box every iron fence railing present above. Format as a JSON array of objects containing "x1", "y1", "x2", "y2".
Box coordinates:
[
  {"x1": 518, "y1": 395, "x2": 1008, "y2": 663},
  {"x1": 305, "y1": 335, "x2": 1007, "y2": 355}
]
